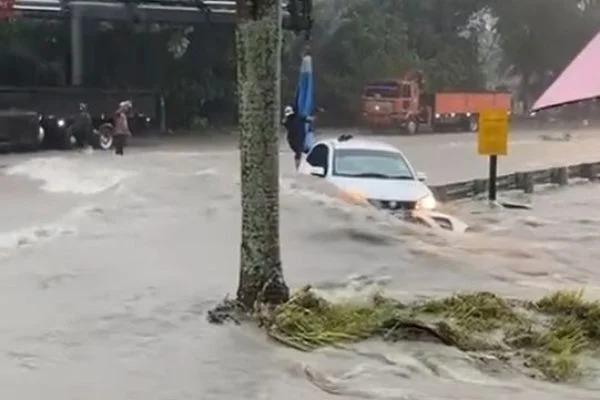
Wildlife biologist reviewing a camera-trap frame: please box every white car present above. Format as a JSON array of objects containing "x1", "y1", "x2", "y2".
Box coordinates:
[{"x1": 298, "y1": 135, "x2": 437, "y2": 215}]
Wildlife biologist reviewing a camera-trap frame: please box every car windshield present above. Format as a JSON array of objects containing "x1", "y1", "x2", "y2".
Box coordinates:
[{"x1": 333, "y1": 149, "x2": 414, "y2": 179}]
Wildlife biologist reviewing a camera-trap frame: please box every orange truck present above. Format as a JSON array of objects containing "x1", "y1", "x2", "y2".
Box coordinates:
[{"x1": 362, "y1": 71, "x2": 512, "y2": 134}]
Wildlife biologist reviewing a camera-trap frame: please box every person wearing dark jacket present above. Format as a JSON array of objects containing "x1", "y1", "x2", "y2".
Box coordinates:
[{"x1": 283, "y1": 105, "x2": 306, "y2": 169}]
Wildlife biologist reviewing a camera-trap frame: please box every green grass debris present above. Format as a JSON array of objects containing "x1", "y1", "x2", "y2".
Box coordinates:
[
  {"x1": 537, "y1": 290, "x2": 600, "y2": 340},
  {"x1": 417, "y1": 292, "x2": 523, "y2": 332},
  {"x1": 265, "y1": 288, "x2": 600, "y2": 383}
]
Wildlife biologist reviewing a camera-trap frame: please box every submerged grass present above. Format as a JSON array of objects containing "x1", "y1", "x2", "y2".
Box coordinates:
[
  {"x1": 537, "y1": 290, "x2": 600, "y2": 340},
  {"x1": 268, "y1": 287, "x2": 400, "y2": 351},
  {"x1": 529, "y1": 316, "x2": 590, "y2": 381},
  {"x1": 417, "y1": 292, "x2": 523, "y2": 332},
  {"x1": 266, "y1": 288, "x2": 600, "y2": 383}
]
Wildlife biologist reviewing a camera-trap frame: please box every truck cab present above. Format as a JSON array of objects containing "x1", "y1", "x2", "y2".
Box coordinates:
[{"x1": 362, "y1": 80, "x2": 426, "y2": 134}]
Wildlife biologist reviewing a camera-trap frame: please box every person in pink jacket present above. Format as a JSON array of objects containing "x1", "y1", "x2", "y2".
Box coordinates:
[{"x1": 113, "y1": 100, "x2": 132, "y2": 155}]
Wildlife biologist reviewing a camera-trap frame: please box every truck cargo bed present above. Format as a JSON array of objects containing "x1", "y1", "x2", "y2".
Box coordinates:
[{"x1": 435, "y1": 92, "x2": 511, "y2": 115}]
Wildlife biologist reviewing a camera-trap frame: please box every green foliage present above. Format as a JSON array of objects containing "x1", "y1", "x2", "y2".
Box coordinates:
[
  {"x1": 283, "y1": 0, "x2": 486, "y2": 122},
  {"x1": 268, "y1": 288, "x2": 600, "y2": 383}
]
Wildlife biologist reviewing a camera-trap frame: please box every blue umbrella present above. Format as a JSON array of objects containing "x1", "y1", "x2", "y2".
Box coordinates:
[{"x1": 295, "y1": 54, "x2": 315, "y2": 152}]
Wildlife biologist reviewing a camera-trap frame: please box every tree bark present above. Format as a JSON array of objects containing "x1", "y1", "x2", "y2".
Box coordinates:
[{"x1": 236, "y1": 0, "x2": 289, "y2": 309}]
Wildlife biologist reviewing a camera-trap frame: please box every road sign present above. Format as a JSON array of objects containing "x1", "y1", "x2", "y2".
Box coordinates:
[{"x1": 478, "y1": 109, "x2": 509, "y2": 156}]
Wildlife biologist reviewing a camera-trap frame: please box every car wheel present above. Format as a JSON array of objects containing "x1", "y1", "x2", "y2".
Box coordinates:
[
  {"x1": 98, "y1": 125, "x2": 113, "y2": 150},
  {"x1": 30, "y1": 125, "x2": 45, "y2": 151},
  {"x1": 62, "y1": 129, "x2": 77, "y2": 150},
  {"x1": 406, "y1": 120, "x2": 419, "y2": 135}
]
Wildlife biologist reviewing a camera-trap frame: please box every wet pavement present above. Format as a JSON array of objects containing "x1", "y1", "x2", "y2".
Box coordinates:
[{"x1": 2, "y1": 128, "x2": 600, "y2": 399}]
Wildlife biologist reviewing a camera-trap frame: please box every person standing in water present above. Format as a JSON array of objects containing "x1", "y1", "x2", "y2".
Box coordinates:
[
  {"x1": 283, "y1": 105, "x2": 306, "y2": 169},
  {"x1": 113, "y1": 101, "x2": 132, "y2": 156}
]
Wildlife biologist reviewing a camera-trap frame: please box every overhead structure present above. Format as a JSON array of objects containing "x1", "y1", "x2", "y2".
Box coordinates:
[
  {"x1": 9, "y1": 0, "x2": 238, "y2": 85},
  {"x1": 11, "y1": 0, "x2": 236, "y2": 22},
  {"x1": 7, "y1": 0, "x2": 311, "y2": 86},
  {"x1": 532, "y1": 31, "x2": 600, "y2": 112}
]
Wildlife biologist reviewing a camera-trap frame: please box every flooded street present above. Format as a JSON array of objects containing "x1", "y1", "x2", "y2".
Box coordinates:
[{"x1": 2, "y1": 128, "x2": 600, "y2": 399}]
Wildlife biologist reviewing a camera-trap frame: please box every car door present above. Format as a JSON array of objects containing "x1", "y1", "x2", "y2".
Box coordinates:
[{"x1": 300, "y1": 143, "x2": 330, "y2": 177}]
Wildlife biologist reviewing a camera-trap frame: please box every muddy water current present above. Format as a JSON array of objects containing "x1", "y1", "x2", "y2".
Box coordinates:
[{"x1": 2, "y1": 142, "x2": 600, "y2": 399}]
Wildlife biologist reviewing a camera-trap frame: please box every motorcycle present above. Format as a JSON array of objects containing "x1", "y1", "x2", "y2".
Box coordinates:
[
  {"x1": 41, "y1": 103, "x2": 99, "y2": 150},
  {"x1": 95, "y1": 117, "x2": 115, "y2": 151},
  {"x1": 93, "y1": 101, "x2": 151, "y2": 151},
  {"x1": 41, "y1": 101, "x2": 151, "y2": 151}
]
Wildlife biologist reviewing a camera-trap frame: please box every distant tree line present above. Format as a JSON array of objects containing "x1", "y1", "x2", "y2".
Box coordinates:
[{"x1": 0, "y1": 0, "x2": 597, "y2": 128}]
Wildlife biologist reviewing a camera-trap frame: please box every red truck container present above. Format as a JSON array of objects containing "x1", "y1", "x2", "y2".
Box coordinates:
[{"x1": 362, "y1": 72, "x2": 512, "y2": 134}]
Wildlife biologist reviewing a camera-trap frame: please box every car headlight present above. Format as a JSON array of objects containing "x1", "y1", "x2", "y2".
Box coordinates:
[
  {"x1": 435, "y1": 113, "x2": 441, "y2": 119},
  {"x1": 416, "y1": 193, "x2": 437, "y2": 210},
  {"x1": 57, "y1": 119, "x2": 66, "y2": 128}
]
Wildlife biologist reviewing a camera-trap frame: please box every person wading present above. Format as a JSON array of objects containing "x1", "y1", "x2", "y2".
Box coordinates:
[
  {"x1": 282, "y1": 105, "x2": 307, "y2": 169},
  {"x1": 113, "y1": 101, "x2": 132, "y2": 155}
]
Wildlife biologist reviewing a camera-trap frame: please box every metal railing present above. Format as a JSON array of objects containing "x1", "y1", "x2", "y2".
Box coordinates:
[
  {"x1": 11, "y1": 0, "x2": 237, "y2": 19},
  {"x1": 430, "y1": 162, "x2": 600, "y2": 202}
]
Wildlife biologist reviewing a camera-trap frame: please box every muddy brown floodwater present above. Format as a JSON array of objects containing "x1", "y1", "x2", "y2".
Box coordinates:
[{"x1": 1, "y1": 129, "x2": 600, "y2": 399}]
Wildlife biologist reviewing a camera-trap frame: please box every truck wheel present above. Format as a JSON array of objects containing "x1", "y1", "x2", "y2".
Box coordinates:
[
  {"x1": 468, "y1": 117, "x2": 479, "y2": 133},
  {"x1": 98, "y1": 125, "x2": 114, "y2": 150},
  {"x1": 406, "y1": 120, "x2": 419, "y2": 135}
]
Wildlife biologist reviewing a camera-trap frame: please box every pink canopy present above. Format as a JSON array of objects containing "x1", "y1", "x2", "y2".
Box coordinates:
[{"x1": 532, "y1": 31, "x2": 600, "y2": 112}]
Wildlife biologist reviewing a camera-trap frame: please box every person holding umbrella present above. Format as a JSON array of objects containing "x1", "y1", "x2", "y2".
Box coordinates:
[
  {"x1": 283, "y1": 105, "x2": 306, "y2": 169},
  {"x1": 283, "y1": 50, "x2": 317, "y2": 169}
]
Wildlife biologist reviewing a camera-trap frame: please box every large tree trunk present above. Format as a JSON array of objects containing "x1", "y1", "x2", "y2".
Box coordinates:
[{"x1": 236, "y1": 0, "x2": 289, "y2": 309}]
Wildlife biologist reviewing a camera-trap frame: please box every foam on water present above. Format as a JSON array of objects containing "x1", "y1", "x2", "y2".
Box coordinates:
[
  {"x1": 0, "y1": 224, "x2": 76, "y2": 258},
  {"x1": 5, "y1": 157, "x2": 135, "y2": 195}
]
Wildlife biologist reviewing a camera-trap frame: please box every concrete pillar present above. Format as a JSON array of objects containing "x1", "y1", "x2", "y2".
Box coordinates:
[
  {"x1": 552, "y1": 167, "x2": 569, "y2": 186},
  {"x1": 71, "y1": 9, "x2": 83, "y2": 86},
  {"x1": 474, "y1": 179, "x2": 488, "y2": 195},
  {"x1": 517, "y1": 172, "x2": 535, "y2": 194},
  {"x1": 582, "y1": 163, "x2": 597, "y2": 181}
]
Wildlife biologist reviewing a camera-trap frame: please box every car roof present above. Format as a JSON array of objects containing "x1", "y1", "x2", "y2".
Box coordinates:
[{"x1": 317, "y1": 136, "x2": 403, "y2": 153}]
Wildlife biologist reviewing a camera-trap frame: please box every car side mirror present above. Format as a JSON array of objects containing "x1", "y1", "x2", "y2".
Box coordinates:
[
  {"x1": 417, "y1": 172, "x2": 427, "y2": 182},
  {"x1": 309, "y1": 166, "x2": 326, "y2": 177}
]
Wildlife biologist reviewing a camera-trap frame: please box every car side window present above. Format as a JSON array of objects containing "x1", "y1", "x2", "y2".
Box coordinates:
[{"x1": 306, "y1": 144, "x2": 329, "y2": 174}]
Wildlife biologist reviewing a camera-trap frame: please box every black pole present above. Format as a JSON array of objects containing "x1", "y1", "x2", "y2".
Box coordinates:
[{"x1": 489, "y1": 155, "x2": 498, "y2": 201}]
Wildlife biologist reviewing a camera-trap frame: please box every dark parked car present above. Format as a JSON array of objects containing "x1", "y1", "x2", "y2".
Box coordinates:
[{"x1": 0, "y1": 110, "x2": 45, "y2": 151}]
